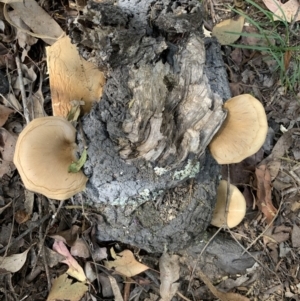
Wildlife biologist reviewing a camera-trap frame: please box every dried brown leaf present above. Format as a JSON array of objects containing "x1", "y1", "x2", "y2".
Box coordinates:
[
  {"x1": 0, "y1": 159, "x2": 15, "y2": 177},
  {"x1": 9, "y1": 10, "x2": 38, "y2": 48},
  {"x1": 98, "y1": 274, "x2": 114, "y2": 298},
  {"x1": 2, "y1": 0, "x2": 64, "y2": 45},
  {"x1": 263, "y1": 0, "x2": 300, "y2": 22},
  {"x1": 159, "y1": 252, "x2": 180, "y2": 301},
  {"x1": 0, "y1": 127, "x2": 17, "y2": 162},
  {"x1": 1, "y1": 93, "x2": 22, "y2": 111},
  {"x1": 32, "y1": 89, "x2": 46, "y2": 118},
  {"x1": 0, "y1": 127, "x2": 17, "y2": 177},
  {"x1": 84, "y1": 262, "x2": 97, "y2": 283},
  {"x1": 14, "y1": 209, "x2": 30, "y2": 224},
  {"x1": 263, "y1": 0, "x2": 282, "y2": 12},
  {"x1": 47, "y1": 273, "x2": 88, "y2": 301},
  {"x1": 261, "y1": 129, "x2": 294, "y2": 180},
  {"x1": 230, "y1": 48, "x2": 243, "y2": 65},
  {"x1": 291, "y1": 224, "x2": 300, "y2": 248},
  {"x1": 197, "y1": 268, "x2": 250, "y2": 301},
  {"x1": 92, "y1": 246, "x2": 108, "y2": 261},
  {"x1": 71, "y1": 238, "x2": 90, "y2": 258},
  {"x1": 0, "y1": 223, "x2": 12, "y2": 247},
  {"x1": 264, "y1": 227, "x2": 290, "y2": 244},
  {"x1": 52, "y1": 240, "x2": 87, "y2": 282},
  {"x1": 50, "y1": 225, "x2": 80, "y2": 246},
  {"x1": 105, "y1": 249, "x2": 149, "y2": 277},
  {"x1": 0, "y1": 104, "x2": 14, "y2": 126},
  {"x1": 284, "y1": 50, "x2": 292, "y2": 71},
  {"x1": 229, "y1": 82, "x2": 244, "y2": 96},
  {"x1": 212, "y1": 16, "x2": 245, "y2": 45},
  {"x1": 24, "y1": 190, "x2": 34, "y2": 216},
  {"x1": 274, "y1": 0, "x2": 300, "y2": 22},
  {"x1": 108, "y1": 275, "x2": 124, "y2": 301},
  {"x1": 0, "y1": 247, "x2": 30, "y2": 274},
  {"x1": 255, "y1": 165, "x2": 277, "y2": 224},
  {"x1": 45, "y1": 246, "x2": 65, "y2": 268}
]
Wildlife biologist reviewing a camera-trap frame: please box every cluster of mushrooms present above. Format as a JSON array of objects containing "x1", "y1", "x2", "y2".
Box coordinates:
[
  {"x1": 209, "y1": 94, "x2": 268, "y2": 228},
  {"x1": 13, "y1": 93, "x2": 267, "y2": 228}
]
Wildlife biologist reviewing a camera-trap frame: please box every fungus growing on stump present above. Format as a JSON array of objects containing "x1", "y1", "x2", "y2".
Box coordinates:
[
  {"x1": 13, "y1": 117, "x2": 87, "y2": 200},
  {"x1": 209, "y1": 94, "x2": 268, "y2": 164},
  {"x1": 46, "y1": 36, "x2": 106, "y2": 117},
  {"x1": 211, "y1": 180, "x2": 246, "y2": 228}
]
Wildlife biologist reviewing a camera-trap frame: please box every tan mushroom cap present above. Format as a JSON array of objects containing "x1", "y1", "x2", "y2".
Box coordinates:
[
  {"x1": 211, "y1": 180, "x2": 246, "y2": 228},
  {"x1": 46, "y1": 36, "x2": 106, "y2": 117},
  {"x1": 209, "y1": 94, "x2": 268, "y2": 164},
  {"x1": 13, "y1": 117, "x2": 88, "y2": 200}
]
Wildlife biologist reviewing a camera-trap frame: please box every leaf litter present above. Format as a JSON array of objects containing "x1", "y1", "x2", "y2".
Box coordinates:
[
  {"x1": 105, "y1": 249, "x2": 149, "y2": 277},
  {"x1": 47, "y1": 273, "x2": 88, "y2": 301},
  {"x1": 0, "y1": 0, "x2": 300, "y2": 300}
]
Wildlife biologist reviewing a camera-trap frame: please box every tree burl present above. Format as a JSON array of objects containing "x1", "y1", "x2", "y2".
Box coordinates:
[{"x1": 69, "y1": 0, "x2": 234, "y2": 254}]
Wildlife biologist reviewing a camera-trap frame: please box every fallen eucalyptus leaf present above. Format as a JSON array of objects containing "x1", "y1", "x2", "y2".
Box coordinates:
[
  {"x1": 212, "y1": 16, "x2": 245, "y2": 45},
  {"x1": 0, "y1": 247, "x2": 30, "y2": 274},
  {"x1": 159, "y1": 252, "x2": 180, "y2": 301},
  {"x1": 105, "y1": 249, "x2": 149, "y2": 277},
  {"x1": 47, "y1": 273, "x2": 88, "y2": 301}
]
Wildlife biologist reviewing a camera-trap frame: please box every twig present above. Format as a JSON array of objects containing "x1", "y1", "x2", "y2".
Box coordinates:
[
  {"x1": 227, "y1": 227, "x2": 283, "y2": 288},
  {"x1": 279, "y1": 156, "x2": 300, "y2": 165},
  {"x1": 186, "y1": 227, "x2": 223, "y2": 294},
  {"x1": 38, "y1": 198, "x2": 51, "y2": 292},
  {"x1": 31, "y1": 197, "x2": 65, "y2": 273},
  {"x1": 0, "y1": 93, "x2": 24, "y2": 117},
  {"x1": 242, "y1": 198, "x2": 283, "y2": 255},
  {"x1": 0, "y1": 198, "x2": 16, "y2": 261},
  {"x1": 123, "y1": 278, "x2": 131, "y2": 301},
  {"x1": 6, "y1": 274, "x2": 18, "y2": 301},
  {"x1": 3, "y1": 58, "x2": 24, "y2": 116},
  {"x1": 186, "y1": 166, "x2": 231, "y2": 294},
  {"x1": 15, "y1": 54, "x2": 31, "y2": 124},
  {"x1": 50, "y1": 198, "x2": 65, "y2": 227},
  {"x1": 208, "y1": 0, "x2": 217, "y2": 23},
  {"x1": 282, "y1": 186, "x2": 299, "y2": 197},
  {"x1": 177, "y1": 291, "x2": 192, "y2": 301},
  {"x1": 0, "y1": 214, "x2": 51, "y2": 254}
]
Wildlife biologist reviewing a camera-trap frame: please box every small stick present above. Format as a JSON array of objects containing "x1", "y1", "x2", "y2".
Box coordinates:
[
  {"x1": 242, "y1": 198, "x2": 283, "y2": 255},
  {"x1": 0, "y1": 198, "x2": 16, "y2": 264},
  {"x1": 186, "y1": 226, "x2": 223, "y2": 294},
  {"x1": 176, "y1": 291, "x2": 192, "y2": 301},
  {"x1": 15, "y1": 54, "x2": 31, "y2": 124},
  {"x1": 6, "y1": 274, "x2": 18, "y2": 301},
  {"x1": 0, "y1": 214, "x2": 51, "y2": 254},
  {"x1": 228, "y1": 227, "x2": 283, "y2": 288},
  {"x1": 38, "y1": 198, "x2": 51, "y2": 292}
]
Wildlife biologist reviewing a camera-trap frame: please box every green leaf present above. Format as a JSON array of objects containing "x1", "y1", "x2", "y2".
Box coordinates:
[
  {"x1": 68, "y1": 149, "x2": 87, "y2": 173},
  {"x1": 66, "y1": 100, "x2": 84, "y2": 122}
]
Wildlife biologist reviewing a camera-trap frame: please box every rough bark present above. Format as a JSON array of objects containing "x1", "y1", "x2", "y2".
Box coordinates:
[{"x1": 70, "y1": 0, "x2": 240, "y2": 260}]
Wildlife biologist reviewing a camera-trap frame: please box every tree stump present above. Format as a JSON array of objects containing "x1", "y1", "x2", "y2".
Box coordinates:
[{"x1": 69, "y1": 0, "x2": 237, "y2": 256}]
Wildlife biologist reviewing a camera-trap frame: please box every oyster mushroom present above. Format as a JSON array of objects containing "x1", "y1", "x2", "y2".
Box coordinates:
[
  {"x1": 209, "y1": 94, "x2": 268, "y2": 164},
  {"x1": 13, "y1": 116, "x2": 87, "y2": 200},
  {"x1": 211, "y1": 180, "x2": 246, "y2": 228}
]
